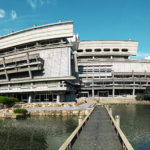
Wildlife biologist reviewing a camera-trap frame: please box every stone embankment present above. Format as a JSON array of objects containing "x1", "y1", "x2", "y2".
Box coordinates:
[
  {"x1": 13, "y1": 102, "x2": 82, "y2": 109},
  {"x1": 0, "y1": 108, "x2": 28, "y2": 119},
  {"x1": 77, "y1": 97, "x2": 150, "y2": 105},
  {"x1": 0, "y1": 102, "x2": 95, "y2": 118}
]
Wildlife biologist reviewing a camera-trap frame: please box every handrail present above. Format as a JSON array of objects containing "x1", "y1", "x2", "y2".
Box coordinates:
[
  {"x1": 59, "y1": 106, "x2": 95, "y2": 150},
  {"x1": 105, "y1": 106, "x2": 134, "y2": 150}
]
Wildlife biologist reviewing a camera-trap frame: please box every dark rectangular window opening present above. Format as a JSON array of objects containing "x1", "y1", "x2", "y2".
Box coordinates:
[
  {"x1": 113, "y1": 49, "x2": 119, "y2": 52},
  {"x1": 104, "y1": 49, "x2": 110, "y2": 52},
  {"x1": 85, "y1": 49, "x2": 92, "y2": 52},
  {"x1": 95, "y1": 49, "x2": 101, "y2": 52},
  {"x1": 122, "y1": 49, "x2": 128, "y2": 52},
  {"x1": 77, "y1": 49, "x2": 83, "y2": 52}
]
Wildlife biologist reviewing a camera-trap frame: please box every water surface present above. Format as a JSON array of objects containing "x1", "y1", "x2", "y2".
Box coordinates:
[
  {"x1": 0, "y1": 116, "x2": 78, "y2": 150},
  {"x1": 112, "y1": 104, "x2": 150, "y2": 150}
]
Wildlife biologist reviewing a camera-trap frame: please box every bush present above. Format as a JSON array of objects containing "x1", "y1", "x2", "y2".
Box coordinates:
[
  {"x1": 0, "y1": 96, "x2": 19, "y2": 104},
  {"x1": 14, "y1": 108, "x2": 27, "y2": 114},
  {"x1": 136, "y1": 93, "x2": 144, "y2": 101}
]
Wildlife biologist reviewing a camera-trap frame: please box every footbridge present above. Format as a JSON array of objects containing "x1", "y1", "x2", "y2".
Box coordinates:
[{"x1": 59, "y1": 105, "x2": 134, "y2": 150}]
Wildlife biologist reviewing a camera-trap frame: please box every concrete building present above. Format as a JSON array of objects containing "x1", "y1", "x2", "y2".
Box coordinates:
[
  {"x1": 0, "y1": 20, "x2": 150, "y2": 102},
  {"x1": 0, "y1": 21, "x2": 79, "y2": 103},
  {"x1": 77, "y1": 40, "x2": 150, "y2": 97}
]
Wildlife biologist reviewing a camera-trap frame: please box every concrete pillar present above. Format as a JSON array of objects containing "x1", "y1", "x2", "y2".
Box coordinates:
[
  {"x1": 112, "y1": 70, "x2": 115, "y2": 97},
  {"x1": 92, "y1": 78, "x2": 94, "y2": 97},
  {"x1": 28, "y1": 94, "x2": 32, "y2": 103},
  {"x1": 132, "y1": 88, "x2": 135, "y2": 96},
  {"x1": 68, "y1": 48, "x2": 71, "y2": 76},
  {"x1": 112, "y1": 87, "x2": 115, "y2": 97},
  {"x1": 2, "y1": 57, "x2": 9, "y2": 81},
  {"x1": 57, "y1": 94, "x2": 60, "y2": 103},
  {"x1": 115, "y1": 115, "x2": 120, "y2": 127},
  {"x1": 26, "y1": 52, "x2": 32, "y2": 79}
]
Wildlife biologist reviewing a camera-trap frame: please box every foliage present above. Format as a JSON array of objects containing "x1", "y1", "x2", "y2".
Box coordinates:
[
  {"x1": 14, "y1": 108, "x2": 27, "y2": 114},
  {"x1": 136, "y1": 93, "x2": 144, "y2": 101},
  {"x1": 0, "y1": 96, "x2": 19, "y2": 104}
]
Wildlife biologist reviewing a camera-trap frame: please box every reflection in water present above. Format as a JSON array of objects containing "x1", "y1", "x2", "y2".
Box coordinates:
[
  {"x1": 0, "y1": 116, "x2": 78, "y2": 150},
  {"x1": 112, "y1": 104, "x2": 150, "y2": 150}
]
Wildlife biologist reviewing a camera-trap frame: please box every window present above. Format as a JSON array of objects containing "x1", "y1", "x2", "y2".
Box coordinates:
[
  {"x1": 85, "y1": 49, "x2": 92, "y2": 52},
  {"x1": 104, "y1": 49, "x2": 110, "y2": 52},
  {"x1": 122, "y1": 49, "x2": 128, "y2": 52},
  {"x1": 113, "y1": 49, "x2": 119, "y2": 52},
  {"x1": 77, "y1": 49, "x2": 83, "y2": 53},
  {"x1": 29, "y1": 59, "x2": 36, "y2": 63},
  {"x1": 95, "y1": 49, "x2": 101, "y2": 52}
]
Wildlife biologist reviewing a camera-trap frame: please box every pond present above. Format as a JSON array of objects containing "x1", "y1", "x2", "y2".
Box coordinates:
[
  {"x1": 0, "y1": 116, "x2": 78, "y2": 150},
  {"x1": 112, "y1": 104, "x2": 150, "y2": 150}
]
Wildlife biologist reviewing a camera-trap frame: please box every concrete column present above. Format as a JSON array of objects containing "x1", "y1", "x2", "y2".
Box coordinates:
[
  {"x1": 112, "y1": 70, "x2": 115, "y2": 97},
  {"x1": 68, "y1": 48, "x2": 71, "y2": 76},
  {"x1": 112, "y1": 87, "x2": 115, "y2": 97},
  {"x1": 28, "y1": 94, "x2": 32, "y2": 103},
  {"x1": 133, "y1": 76, "x2": 135, "y2": 96},
  {"x1": 92, "y1": 88, "x2": 95, "y2": 97},
  {"x1": 26, "y1": 52, "x2": 32, "y2": 79},
  {"x1": 74, "y1": 51, "x2": 78, "y2": 73},
  {"x1": 92, "y1": 78, "x2": 94, "y2": 97},
  {"x1": 133, "y1": 88, "x2": 135, "y2": 96},
  {"x1": 57, "y1": 94, "x2": 60, "y2": 103},
  {"x1": 2, "y1": 57, "x2": 9, "y2": 81}
]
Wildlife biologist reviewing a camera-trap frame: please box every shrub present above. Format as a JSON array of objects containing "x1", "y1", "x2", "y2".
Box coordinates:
[
  {"x1": 14, "y1": 108, "x2": 27, "y2": 114},
  {"x1": 0, "y1": 96, "x2": 19, "y2": 104},
  {"x1": 136, "y1": 93, "x2": 144, "y2": 101}
]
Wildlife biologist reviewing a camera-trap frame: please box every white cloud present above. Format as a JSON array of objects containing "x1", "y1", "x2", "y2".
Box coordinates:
[
  {"x1": 27, "y1": 0, "x2": 54, "y2": 9},
  {"x1": 11, "y1": 10, "x2": 17, "y2": 20},
  {"x1": 27, "y1": 0, "x2": 37, "y2": 9},
  {"x1": 0, "y1": 9, "x2": 5, "y2": 18},
  {"x1": 133, "y1": 52, "x2": 150, "y2": 59},
  {"x1": 145, "y1": 56, "x2": 150, "y2": 59}
]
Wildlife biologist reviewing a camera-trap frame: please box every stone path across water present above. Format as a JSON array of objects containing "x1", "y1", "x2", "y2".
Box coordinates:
[
  {"x1": 27, "y1": 102, "x2": 94, "y2": 111},
  {"x1": 72, "y1": 106, "x2": 123, "y2": 150}
]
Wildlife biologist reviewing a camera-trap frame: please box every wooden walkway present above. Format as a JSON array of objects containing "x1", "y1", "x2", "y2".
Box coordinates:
[{"x1": 72, "y1": 106, "x2": 123, "y2": 150}]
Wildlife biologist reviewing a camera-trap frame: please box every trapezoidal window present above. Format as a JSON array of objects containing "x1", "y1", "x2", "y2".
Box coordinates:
[
  {"x1": 85, "y1": 49, "x2": 92, "y2": 52},
  {"x1": 122, "y1": 49, "x2": 128, "y2": 52},
  {"x1": 77, "y1": 49, "x2": 83, "y2": 53},
  {"x1": 113, "y1": 49, "x2": 119, "y2": 52},
  {"x1": 95, "y1": 49, "x2": 101, "y2": 52},
  {"x1": 104, "y1": 49, "x2": 110, "y2": 52}
]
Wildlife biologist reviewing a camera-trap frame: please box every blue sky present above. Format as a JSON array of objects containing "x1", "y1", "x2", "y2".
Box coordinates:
[{"x1": 0, "y1": 0, "x2": 150, "y2": 59}]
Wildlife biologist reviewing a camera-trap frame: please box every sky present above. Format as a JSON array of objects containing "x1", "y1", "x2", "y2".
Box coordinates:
[{"x1": 0, "y1": 0, "x2": 150, "y2": 59}]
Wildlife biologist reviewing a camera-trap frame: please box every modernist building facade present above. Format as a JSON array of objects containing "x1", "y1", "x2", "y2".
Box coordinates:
[
  {"x1": 77, "y1": 41, "x2": 150, "y2": 97},
  {"x1": 0, "y1": 20, "x2": 150, "y2": 102},
  {"x1": 0, "y1": 21, "x2": 78, "y2": 103}
]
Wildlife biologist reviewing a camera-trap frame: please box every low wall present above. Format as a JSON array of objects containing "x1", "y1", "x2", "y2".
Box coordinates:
[
  {"x1": 29, "y1": 109, "x2": 89, "y2": 116},
  {"x1": 13, "y1": 102, "x2": 81, "y2": 109},
  {"x1": 77, "y1": 97, "x2": 141, "y2": 105}
]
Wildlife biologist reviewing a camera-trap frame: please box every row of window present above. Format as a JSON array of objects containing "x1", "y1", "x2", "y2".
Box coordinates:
[
  {"x1": 77, "y1": 48, "x2": 128, "y2": 53},
  {"x1": 79, "y1": 69, "x2": 112, "y2": 73},
  {"x1": 78, "y1": 65, "x2": 112, "y2": 68},
  {"x1": 77, "y1": 56, "x2": 128, "y2": 59}
]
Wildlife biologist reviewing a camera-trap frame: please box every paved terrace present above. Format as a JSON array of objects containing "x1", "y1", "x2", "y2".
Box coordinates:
[
  {"x1": 72, "y1": 106, "x2": 123, "y2": 150},
  {"x1": 27, "y1": 102, "x2": 94, "y2": 111}
]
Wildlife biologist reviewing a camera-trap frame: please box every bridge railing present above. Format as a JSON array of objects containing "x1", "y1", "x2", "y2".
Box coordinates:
[
  {"x1": 58, "y1": 106, "x2": 95, "y2": 150},
  {"x1": 105, "y1": 106, "x2": 134, "y2": 150}
]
